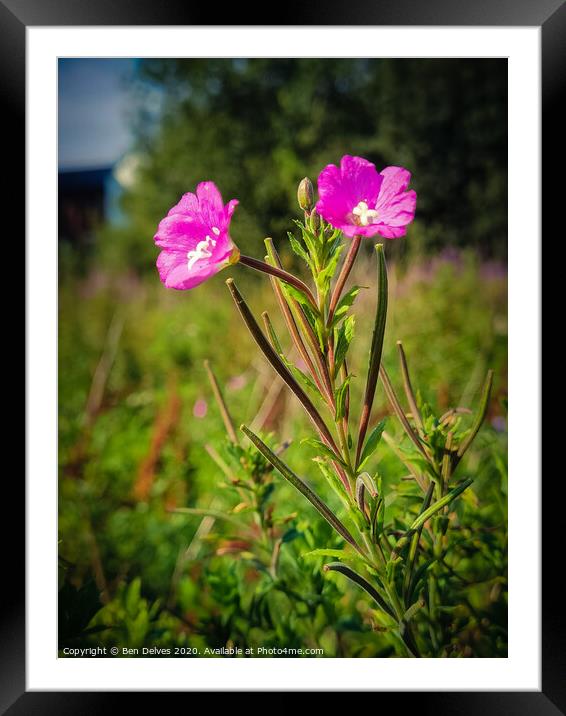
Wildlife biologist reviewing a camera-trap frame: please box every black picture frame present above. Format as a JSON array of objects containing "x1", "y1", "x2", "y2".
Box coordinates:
[{"x1": 8, "y1": 0, "x2": 556, "y2": 710}]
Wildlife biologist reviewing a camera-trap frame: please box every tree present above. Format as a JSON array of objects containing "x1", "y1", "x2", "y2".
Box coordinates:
[{"x1": 99, "y1": 58, "x2": 507, "y2": 273}]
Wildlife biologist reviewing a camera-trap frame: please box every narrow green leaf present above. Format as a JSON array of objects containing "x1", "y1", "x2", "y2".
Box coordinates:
[
  {"x1": 261, "y1": 311, "x2": 285, "y2": 354},
  {"x1": 313, "y1": 457, "x2": 350, "y2": 510},
  {"x1": 262, "y1": 311, "x2": 320, "y2": 396},
  {"x1": 357, "y1": 419, "x2": 387, "y2": 470},
  {"x1": 281, "y1": 527, "x2": 300, "y2": 543},
  {"x1": 380, "y1": 366, "x2": 430, "y2": 462},
  {"x1": 226, "y1": 279, "x2": 339, "y2": 455},
  {"x1": 290, "y1": 366, "x2": 319, "y2": 394},
  {"x1": 302, "y1": 548, "x2": 349, "y2": 560},
  {"x1": 323, "y1": 562, "x2": 395, "y2": 619},
  {"x1": 291, "y1": 219, "x2": 318, "y2": 257},
  {"x1": 456, "y1": 369, "x2": 494, "y2": 458},
  {"x1": 284, "y1": 283, "x2": 316, "y2": 311},
  {"x1": 334, "y1": 315, "x2": 355, "y2": 373},
  {"x1": 322, "y1": 232, "x2": 343, "y2": 265},
  {"x1": 356, "y1": 244, "x2": 388, "y2": 466},
  {"x1": 316, "y1": 243, "x2": 344, "y2": 290},
  {"x1": 403, "y1": 597, "x2": 425, "y2": 623},
  {"x1": 331, "y1": 285, "x2": 365, "y2": 325},
  {"x1": 301, "y1": 438, "x2": 347, "y2": 467},
  {"x1": 335, "y1": 375, "x2": 353, "y2": 422},
  {"x1": 391, "y1": 529, "x2": 417, "y2": 558},
  {"x1": 410, "y1": 478, "x2": 474, "y2": 531},
  {"x1": 396, "y1": 341, "x2": 425, "y2": 435},
  {"x1": 287, "y1": 232, "x2": 312, "y2": 266},
  {"x1": 440, "y1": 431, "x2": 454, "y2": 491},
  {"x1": 408, "y1": 559, "x2": 435, "y2": 604},
  {"x1": 356, "y1": 471, "x2": 378, "y2": 498},
  {"x1": 241, "y1": 425, "x2": 364, "y2": 555},
  {"x1": 356, "y1": 471, "x2": 378, "y2": 515},
  {"x1": 370, "y1": 496, "x2": 385, "y2": 543}
]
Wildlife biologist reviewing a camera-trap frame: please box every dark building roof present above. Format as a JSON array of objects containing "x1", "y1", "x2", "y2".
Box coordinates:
[
  {"x1": 58, "y1": 166, "x2": 114, "y2": 191},
  {"x1": 58, "y1": 165, "x2": 120, "y2": 246}
]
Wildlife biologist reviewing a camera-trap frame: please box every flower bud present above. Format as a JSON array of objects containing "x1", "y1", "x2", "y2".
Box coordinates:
[
  {"x1": 297, "y1": 177, "x2": 314, "y2": 212},
  {"x1": 309, "y1": 207, "x2": 321, "y2": 233}
]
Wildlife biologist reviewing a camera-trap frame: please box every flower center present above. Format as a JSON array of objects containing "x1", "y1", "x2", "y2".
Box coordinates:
[
  {"x1": 352, "y1": 200, "x2": 379, "y2": 226},
  {"x1": 187, "y1": 234, "x2": 216, "y2": 270}
]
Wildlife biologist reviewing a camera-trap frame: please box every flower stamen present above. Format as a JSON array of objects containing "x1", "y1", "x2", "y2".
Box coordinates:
[
  {"x1": 352, "y1": 200, "x2": 379, "y2": 226},
  {"x1": 187, "y1": 235, "x2": 216, "y2": 269}
]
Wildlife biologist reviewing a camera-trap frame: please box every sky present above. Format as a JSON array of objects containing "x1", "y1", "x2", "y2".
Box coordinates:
[{"x1": 58, "y1": 59, "x2": 136, "y2": 170}]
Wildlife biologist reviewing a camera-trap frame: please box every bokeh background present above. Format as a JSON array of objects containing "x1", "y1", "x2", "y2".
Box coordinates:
[{"x1": 59, "y1": 58, "x2": 508, "y2": 657}]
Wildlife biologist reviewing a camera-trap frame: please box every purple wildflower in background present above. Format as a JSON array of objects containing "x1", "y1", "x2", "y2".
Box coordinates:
[
  {"x1": 154, "y1": 182, "x2": 240, "y2": 290},
  {"x1": 316, "y1": 155, "x2": 417, "y2": 239}
]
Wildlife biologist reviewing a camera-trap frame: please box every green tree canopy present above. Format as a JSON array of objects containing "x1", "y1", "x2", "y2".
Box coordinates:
[{"x1": 101, "y1": 58, "x2": 507, "y2": 272}]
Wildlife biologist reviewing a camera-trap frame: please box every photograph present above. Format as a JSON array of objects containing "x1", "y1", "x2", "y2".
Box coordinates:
[{"x1": 57, "y1": 57, "x2": 508, "y2": 660}]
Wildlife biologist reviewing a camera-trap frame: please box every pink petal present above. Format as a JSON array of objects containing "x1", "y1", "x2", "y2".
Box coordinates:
[
  {"x1": 339, "y1": 222, "x2": 382, "y2": 239},
  {"x1": 154, "y1": 214, "x2": 209, "y2": 251},
  {"x1": 316, "y1": 163, "x2": 348, "y2": 225},
  {"x1": 210, "y1": 236, "x2": 237, "y2": 265},
  {"x1": 154, "y1": 182, "x2": 239, "y2": 290},
  {"x1": 375, "y1": 166, "x2": 417, "y2": 227},
  {"x1": 374, "y1": 224, "x2": 408, "y2": 239},
  {"x1": 156, "y1": 250, "x2": 220, "y2": 290},
  {"x1": 339, "y1": 155, "x2": 383, "y2": 208},
  {"x1": 196, "y1": 181, "x2": 226, "y2": 228},
  {"x1": 167, "y1": 191, "x2": 199, "y2": 217},
  {"x1": 377, "y1": 166, "x2": 412, "y2": 202},
  {"x1": 316, "y1": 155, "x2": 383, "y2": 235},
  {"x1": 225, "y1": 199, "x2": 239, "y2": 220}
]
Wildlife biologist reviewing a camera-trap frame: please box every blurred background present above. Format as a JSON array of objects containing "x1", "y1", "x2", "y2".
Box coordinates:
[{"x1": 58, "y1": 59, "x2": 507, "y2": 657}]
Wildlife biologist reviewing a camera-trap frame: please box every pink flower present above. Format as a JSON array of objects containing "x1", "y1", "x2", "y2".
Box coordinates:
[
  {"x1": 154, "y1": 182, "x2": 240, "y2": 290},
  {"x1": 316, "y1": 155, "x2": 417, "y2": 239},
  {"x1": 193, "y1": 398, "x2": 208, "y2": 418}
]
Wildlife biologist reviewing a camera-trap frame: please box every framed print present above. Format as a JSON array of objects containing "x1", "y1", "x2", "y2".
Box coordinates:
[{"x1": 8, "y1": 0, "x2": 558, "y2": 709}]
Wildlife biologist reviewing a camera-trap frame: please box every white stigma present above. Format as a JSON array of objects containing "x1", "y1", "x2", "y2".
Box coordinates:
[
  {"x1": 352, "y1": 200, "x2": 379, "y2": 226},
  {"x1": 212, "y1": 226, "x2": 221, "y2": 236},
  {"x1": 187, "y1": 235, "x2": 216, "y2": 270}
]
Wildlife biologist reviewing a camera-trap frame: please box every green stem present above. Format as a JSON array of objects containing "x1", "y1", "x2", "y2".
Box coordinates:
[
  {"x1": 403, "y1": 482, "x2": 434, "y2": 604},
  {"x1": 379, "y1": 365, "x2": 430, "y2": 462},
  {"x1": 264, "y1": 241, "x2": 334, "y2": 405},
  {"x1": 396, "y1": 341, "x2": 425, "y2": 435},
  {"x1": 203, "y1": 360, "x2": 239, "y2": 444}
]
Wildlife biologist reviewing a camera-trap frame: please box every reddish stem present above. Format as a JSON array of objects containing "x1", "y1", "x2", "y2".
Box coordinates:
[
  {"x1": 239, "y1": 254, "x2": 318, "y2": 312},
  {"x1": 327, "y1": 235, "x2": 362, "y2": 325}
]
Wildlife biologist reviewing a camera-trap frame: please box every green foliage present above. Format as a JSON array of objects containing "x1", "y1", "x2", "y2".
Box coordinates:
[{"x1": 59, "y1": 248, "x2": 507, "y2": 658}]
